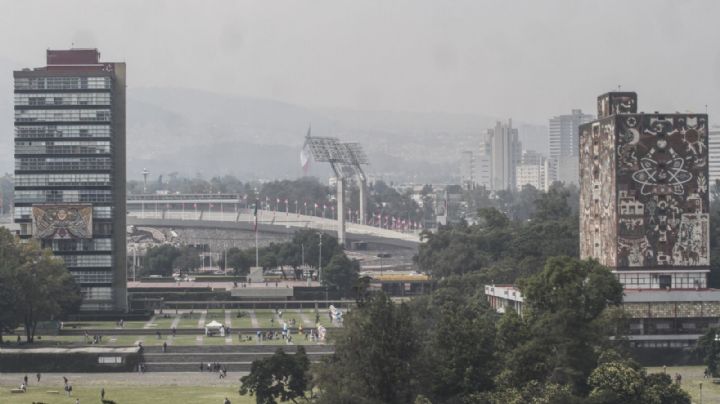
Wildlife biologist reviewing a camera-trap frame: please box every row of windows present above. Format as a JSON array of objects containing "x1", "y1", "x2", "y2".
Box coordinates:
[
  {"x1": 15, "y1": 77, "x2": 111, "y2": 90},
  {"x1": 71, "y1": 270, "x2": 114, "y2": 284},
  {"x1": 15, "y1": 189, "x2": 113, "y2": 203},
  {"x1": 80, "y1": 286, "x2": 114, "y2": 300},
  {"x1": 63, "y1": 254, "x2": 112, "y2": 268},
  {"x1": 618, "y1": 273, "x2": 706, "y2": 289},
  {"x1": 16, "y1": 109, "x2": 111, "y2": 122},
  {"x1": 42, "y1": 238, "x2": 113, "y2": 252},
  {"x1": 16, "y1": 141, "x2": 111, "y2": 155},
  {"x1": 16, "y1": 125, "x2": 111, "y2": 139},
  {"x1": 15, "y1": 93, "x2": 111, "y2": 106},
  {"x1": 14, "y1": 205, "x2": 113, "y2": 220},
  {"x1": 15, "y1": 173, "x2": 111, "y2": 187},
  {"x1": 16, "y1": 157, "x2": 111, "y2": 171}
]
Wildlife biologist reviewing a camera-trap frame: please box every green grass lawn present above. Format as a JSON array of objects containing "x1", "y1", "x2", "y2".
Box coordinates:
[
  {"x1": 0, "y1": 385, "x2": 252, "y2": 404},
  {"x1": 647, "y1": 365, "x2": 719, "y2": 403}
]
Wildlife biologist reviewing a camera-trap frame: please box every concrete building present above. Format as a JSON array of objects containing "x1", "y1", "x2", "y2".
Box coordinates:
[
  {"x1": 709, "y1": 128, "x2": 720, "y2": 190},
  {"x1": 549, "y1": 109, "x2": 594, "y2": 185},
  {"x1": 485, "y1": 284, "x2": 523, "y2": 315},
  {"x1": 578, "y1": 91, "x2": 716, "y2": 353},
  {"x1": 459, "y1": 150, "x2": 474, "y2": 190},
  {"x1": 13, "y1": 49, "x2": 127, "y2": 311},
  {"x1": 487, "y1": 119, "x2": 521, "y2": 191},
  {"x1": 476, "y1": 135, "x2": 492, "y2": 189},
  {"x1": 515, "y1": 150, "x2": 557, "y2": 191}
]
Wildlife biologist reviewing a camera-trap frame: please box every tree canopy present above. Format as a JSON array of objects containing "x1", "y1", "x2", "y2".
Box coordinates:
[{"x1": 0, "y1": 228, "x2": 81, "y2": 343}]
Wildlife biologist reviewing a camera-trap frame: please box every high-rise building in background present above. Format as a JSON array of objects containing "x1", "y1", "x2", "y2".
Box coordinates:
[
  {"x1": 13, "y1": 49, "x2": 127, "y2": 311},
  {"x1": 487, "y1": 119, "x2": 521, "y2": 190},
  {"x1": 476, "y1": 135, "x2": 492, "y2": 189},
  {"x1": 459, "y1": 150, "x2": 474, "y2": 190},
  {"x1": 549, "y1": 109, "x2": 594, "y2": 185},
  {"x1": 709, "y1": 128, "x2": 720, "y2": 190},
  {"x1": 516, "y1": 150, "x2": 555, "y2": 191}
]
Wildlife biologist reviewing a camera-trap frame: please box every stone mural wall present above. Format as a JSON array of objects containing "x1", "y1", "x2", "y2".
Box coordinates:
[
  {"x1": 579, "y1": 116, "x2": 617, "y2": 267},
  {"x1": 580, "y1": 92, "x2": 709, "y2": 271},
  {"x1": 615, "y1": 113, "x2": 709, "y2": 269}
]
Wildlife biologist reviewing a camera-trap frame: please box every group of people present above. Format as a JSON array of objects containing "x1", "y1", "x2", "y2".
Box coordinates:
[
  {"x1": 83, "y1": 331, "x2": 103, "y2": 344},
  {"x1": 200, "y1": 361, "x2": 227, "y2": 378}
]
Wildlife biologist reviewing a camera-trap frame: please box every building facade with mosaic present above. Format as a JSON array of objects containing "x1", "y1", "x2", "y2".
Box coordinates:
[
  {"x1": 579, "y1": 92, "x2": 709, "y2": 290},
  {"x1": 13, "y1": 49, "x2": 127, "y2": 311},
  {"x1": 575, "y1": 92, "x2": 720, "y2": 356}
]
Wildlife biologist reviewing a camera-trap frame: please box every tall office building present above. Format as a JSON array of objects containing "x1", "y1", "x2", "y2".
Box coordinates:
[
  {"x1": 476, "y1": 135, "x2": 492, "y2": 189},
  {"x1": 13, "y1": 49, "x2": 127, "y2": 311},
  {"x1": 579, "y1": 92, "x2": 708, "y2": 289},
  {"x1": 516, "y1": 150, "x2": 555, "y2": 191},
  {"x1": 459, "y1": 150, "x2": 474, "y2": 189},
  {"x1": 549, "y1": 109, "x2": 594, "y2": 185},
  {"x1": 709, "y1": 128, "x2": 720, "y2": 189},
  {"x1": 487, "y1": 119, "x2": 521, "y2": 190}
]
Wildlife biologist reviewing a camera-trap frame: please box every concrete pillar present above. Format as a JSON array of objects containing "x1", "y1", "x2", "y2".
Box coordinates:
[
  {"x1": 358, "y1": 178, "x2": 368, "y2": 224},
  {"x1": 337, "y1": 177, "x2": 346, "y2": 247}
]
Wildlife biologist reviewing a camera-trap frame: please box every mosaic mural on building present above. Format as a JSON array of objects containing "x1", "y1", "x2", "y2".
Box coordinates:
[
  {"x1": 597, "y1": 92, "x2": 638, "y2": 119},
  {"x1": 615, "y1": 113, "x2": 709, "y2": 268},
  {"x1": 580, "y1": 92, "x2": 709, "y2": 271},
  {"x1": 32, "y1": 204, "x2": 93, "y2": 239},
  {"x1": 579, "y1": 116, "x2": 617, "y2": 267}
]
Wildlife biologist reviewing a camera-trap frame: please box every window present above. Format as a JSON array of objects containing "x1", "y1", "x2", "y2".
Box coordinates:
[
  {"x1": 15, "y1": 125, "x2": 111, "y2": 139},
  {"x1": 63, "y1": 254, "x2": 112, "y2": 268},
  {"x1": 15, "y1": 140, "x2": 111, "y2": 155},
  {"x1": 15, "y1": 76, "x2": 111, "y2": 90},
  {"x1": 659, "y1": 275, "x2": 672, "y2": 289},
  {"x1": 15, "y1": 173, "x2": 111, "y2": 187},
  {"x1": 71, "y1": 270, "x2": 113, "y2": 283},
  {"x1": 16, "y1": 156, "x2": 112, "y2": 171},
  {"x1": 81, "y1": 286, "x2": 113, "y2": 300},
  {"x1": 14, "y1": 93, "x2": 111, "y2": 106},
  {"x1": 15, "y1": 109, "x2": 111, "y2": 122}
]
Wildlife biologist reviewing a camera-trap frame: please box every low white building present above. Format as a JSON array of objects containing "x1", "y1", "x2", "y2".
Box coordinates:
[{"x1": 484, "y1": 284, "x2": 523, "y2": 315}]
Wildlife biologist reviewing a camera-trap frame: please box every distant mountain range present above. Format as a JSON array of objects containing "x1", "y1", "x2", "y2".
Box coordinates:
[{"x1": 0, "y1": 58, "x2": 548, "y2": 183}]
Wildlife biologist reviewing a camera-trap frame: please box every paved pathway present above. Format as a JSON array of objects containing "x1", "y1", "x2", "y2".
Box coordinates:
[
  {"x1": 0, "y1": 372, "x2": 247, "y2": 387},
  {"x1": 298, "y1": 309, "x2": 313, "y2": 326},
  {"x1": 143, "y1": 315, "x2": 158, "y2": 329},
  {"x1": 224, "y1": 310, "x2": 233, "y2": 344},
  {"x1": 169, "y1": 315, "x2": 181, "y2": 329},
  {"x1": 197, "y1": 311, "x2": 207, "y2": 328},
  {"x1": 249, "y1": 310, "x2": 259, "y2": 328}
]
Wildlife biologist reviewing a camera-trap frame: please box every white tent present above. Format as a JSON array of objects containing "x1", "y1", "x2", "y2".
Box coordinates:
[{"x1": 205, "y1": 320, "x2": 225, "y2": 336}]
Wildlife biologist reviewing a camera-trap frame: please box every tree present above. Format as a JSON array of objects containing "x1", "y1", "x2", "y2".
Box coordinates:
[
  {"x1": 0, "y1": 228, "x2": 22, "y2": 343},
  {"x1": 588, "y1": 362, "x2": 690, "y2": 404},
  {"x1": 226, "y1": 247, "x2": 253, "y2": 276},
  {"x1": 14, "y1": 241, "x2": 81, "y2": 343},
  {"x1": 316, "y1": 292, "x2": 419, "y2": 404},
  {"x1": 321, "y1": 253, "x2": 360, "y2": 297},
  {"x1": 144, "y1": 244, "x2": 181, "y2": 276},
  {"x1": 499, "y1": 257, "x2": 624, "y2": 394},
  {"x1": 413, "y1": 287, "x2": 497, "y2": 402},
  {"x1": 173, "y1": 246, "x2": 202, "y2": 274},
  {"x1": 239, "y1": 347, "x2": 312, "y2": 404},
  {"x1": 697, "y1": 327, "x2": 720, "y2": 377}
]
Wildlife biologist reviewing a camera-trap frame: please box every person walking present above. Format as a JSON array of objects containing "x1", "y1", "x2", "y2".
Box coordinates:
[
  {"x1": 23, "y1": 374, "x2": 28, "y2": 386},
  {"x1": 162, "y1": 341, "x2": 168, "y2": 352},
  {"x1": 101, "y1": 387, "x2": 105, "y2": 400},
  {"x1": 36, "y1": 372, "x2": 41, "y2": 383},
  {"x1": 224, "y1": 398, "x2": 232, "y2": 404}
]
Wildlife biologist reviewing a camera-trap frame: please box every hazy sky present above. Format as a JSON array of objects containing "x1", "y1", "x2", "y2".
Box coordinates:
[{"x1": 2, "y1": 0, "x2": 720, "y2": 123}]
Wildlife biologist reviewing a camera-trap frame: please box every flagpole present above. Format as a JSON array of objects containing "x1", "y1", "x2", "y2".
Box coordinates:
[{"x1": 254, "y1": 200, "x2": 259, "y2": 268}]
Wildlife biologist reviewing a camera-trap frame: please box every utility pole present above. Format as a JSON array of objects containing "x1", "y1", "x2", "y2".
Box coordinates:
[{"x1": 318, "y1": 233, "x2": 323, "y2": 284}]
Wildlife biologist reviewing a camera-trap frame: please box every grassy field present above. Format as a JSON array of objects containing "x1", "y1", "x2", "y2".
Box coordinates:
[
  {"x1": 0, "y1": 385, "x2": 252, "y2": 404},
  {"x1": 647, "y1": 366, "x2": 718, "y2": 403}
]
